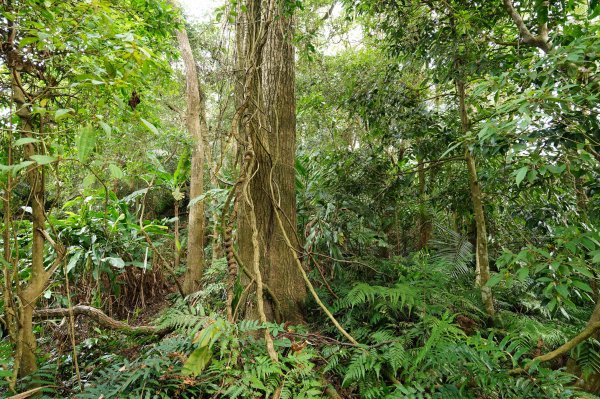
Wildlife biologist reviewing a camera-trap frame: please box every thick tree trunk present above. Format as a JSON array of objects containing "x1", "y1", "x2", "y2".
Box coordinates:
[
  {"x1": 456, "y1": 79, "x2": 495, "y2": 318},
  {"x1": 176, "y1": 26, "x2": 207, "y2": 294},
  {"x1": 237, "y1": 0, "x2": 306, "y2": 323}
]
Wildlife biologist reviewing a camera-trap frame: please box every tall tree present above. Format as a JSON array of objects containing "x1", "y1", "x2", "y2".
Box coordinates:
[
  {"x1": 236, "y1": 0, "x2": 306, "y2": 323},
  {"x1": 0, "y1": 0, "x2": 175, "y2": 380},
  {"x1": 175, "y1": 17, "x2": 207, "y2": 295}
]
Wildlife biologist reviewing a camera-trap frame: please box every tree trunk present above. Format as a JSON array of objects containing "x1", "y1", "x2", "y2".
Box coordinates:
[
  {"x1": 456, "y1": 79, "x2": 495, "y2": 318},
  {"x1": 416, "y1": 159, "x2": 431, "y2": 250},
  {"x1": 176, "y1": 26, "x2": 207, "y2": 294},
  {"x1": 174, "y1": 201, "x2": 180, "y2": 270},
  {"x1": 9, "y1": 71, "x2": 48, "y2": 377},
  {"x1": 237, "y1": 0, "x2": 306, "y2": 323}
]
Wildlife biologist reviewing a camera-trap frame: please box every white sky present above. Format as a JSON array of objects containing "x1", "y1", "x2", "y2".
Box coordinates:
[
  {"x1": 176, "y1": 0, "x2": 363, "y2": 55},
  {"x1": 179, "y1": 0, "x2": 221, "y2": 22}
]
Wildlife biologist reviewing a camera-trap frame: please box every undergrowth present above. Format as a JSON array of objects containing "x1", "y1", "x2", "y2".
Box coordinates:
[{"x1": 25, "y1": 255, "x2": 594, "y2": 399}]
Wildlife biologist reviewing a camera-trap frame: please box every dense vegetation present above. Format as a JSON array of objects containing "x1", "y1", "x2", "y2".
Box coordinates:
[{"x1": 0, "y1": 0, "x2": 599, "y2": 397}]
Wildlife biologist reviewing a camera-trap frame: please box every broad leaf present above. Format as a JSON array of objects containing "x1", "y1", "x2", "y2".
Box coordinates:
[
  {"x1": 182, "y1": 346, "x2": 212, "y2": 377},
  {"x1": 109, "y1": 163, "x2": 124, "y2": 179},
  {"x1": 141, "y1": 118, "x2": 159, "y2": 135},
  {"x1": 515, "y1": 166, "x2": 528, "y2": 186},
  {"x1": 78, "y1": 125, "x2": 97, "y2": 163},
  {"x1": 103, "y1": 257, "x2": 125, "y2": 269},
  {"x1": 14, "y1": 137, "x2": 40, "y2": 146},
  {"x1": 30, "y1": 154, "x2": 56, "y2": 165}
]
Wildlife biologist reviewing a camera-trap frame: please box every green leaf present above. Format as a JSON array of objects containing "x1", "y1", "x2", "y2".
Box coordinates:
[
  {"x1": 547, "y1": 298, "x2": 557, "y2": 312},
  {"x1": 83, "y1": 174, "x2": 96, "y2": 188},
  {"x1": 515, "y1": 166, "x2": 528, "y2": 186},
  {"x1": 55, "y1": 108, "x2": 72, "y2": 120},
  {"x1": 108, "y1": 164, "x2": 124, "y2": 179},
  {"x1": 30, "y1": 154, "x2": 57, "y2": 165},
  {"x1": 78, "y1": 125, "x2": 97, "y2": 163},
  {"x1": 182, "y1": 346, "x2": 212, "y2": 376},
  {"x1": 99, "y1": 121, "x2": 112, "y2": 136},
  {"x1": 67, "y1": 250, "x2": 83, "y2": 273},
  {"x1": 20, "y1": 37, "x2": 39, "y2": 46},
  {"x1": 12, "y1": 160, "x2": 34, "y2": 175},
  {"x1": 516, "y1": 267, "x2": 529, "y2": 282},
  {"x1": 486, "y1": 273, "x2": 503, "y2": 287},
  {"x1": 103, "y1": 257, "x2": 125, "y2": 269},
  {"x1": 555, "y1": 284, "x2": 569, "y2": 298},
  {"x1": 14, "y1": 137, "x2": 40, "y2": 146},
  {"x1": 546, "y1": 164, "x2": 565, "y2": 174},
  {"x1": 188, "y1": 189, "x2": 228, "y2": 208},
  {"x1": 140, "y1": 118, "x2": 159, "y2": 135},
  {"x1": 572, "y1": 280, "x2": 594, "y2": 293}
]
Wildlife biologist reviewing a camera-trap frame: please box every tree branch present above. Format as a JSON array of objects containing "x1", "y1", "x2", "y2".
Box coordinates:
[
  {"x1": 502, "y1": 0, "x2": 551, "y2": 53},
  {"x1": 511, "y1": 320, "x2": 600, "y2": 374},
  {"x1": 33, "y1": 305, "x2": 171, "y2": 336}
]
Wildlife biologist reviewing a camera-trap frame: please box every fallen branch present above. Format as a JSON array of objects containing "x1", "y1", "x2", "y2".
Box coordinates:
[
  {"x1": 511, "y1": 320, "x2": 600, "y2": 374},
  {"x1": 33, "y1": 305, "x2": 171, "y2": 336},
  {"x1": 8, "y1": 386, "x2": 54, "y2": 399}
]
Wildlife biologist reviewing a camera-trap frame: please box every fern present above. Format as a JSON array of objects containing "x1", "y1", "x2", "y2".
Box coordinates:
[
  {"x1": 430, "y1": 222, "x2": 474, "y2": 278},
  {"x1": 155, "y1": 300, "x2": 208, "y2": 336},
  {"x1": 333, "y1": 282, "x2": 420, "y2": 313},
  {"x1": 574, "y1": 339, "x2": 600, "y2": 378}
]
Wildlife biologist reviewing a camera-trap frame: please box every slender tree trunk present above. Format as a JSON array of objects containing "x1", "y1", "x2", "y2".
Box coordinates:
[
  {"x1": 11, "y1": 75, "x2": 46, "y2": 376},
  {"x1": 237, "y1": 0, "x2": 306, "y2": 323},
  {"x1": 456, "y1": 79, "x2": 495, "y2": 318},
  {"x1": 2, "y1": 142, "x2": 17, "y2": 353},
  {"x1": 176, "y1": 26, "x2": 207, "y2": 294},
  {"x1": 416, "y1": 159, "x2": 431, "y2": 250},
  {"x1": 174, "y1": 201, "x2": 180, "y2": 270}
]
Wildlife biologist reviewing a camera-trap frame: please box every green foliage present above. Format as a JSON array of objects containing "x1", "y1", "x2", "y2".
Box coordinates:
[{"x1": 1, "y1": 0, "x2": 599, "y2": 397}]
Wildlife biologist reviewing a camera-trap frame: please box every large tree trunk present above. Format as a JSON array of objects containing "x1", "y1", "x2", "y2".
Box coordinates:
[
  {"x1": 456, "y1": 79, "x2": 495, "y2": 318},
  {"x1": 176, "y1": 25, "x2": 207, "y2": 294},
  {"x1": 237, "y1": 0, "x2": 306, "y2": 323}
]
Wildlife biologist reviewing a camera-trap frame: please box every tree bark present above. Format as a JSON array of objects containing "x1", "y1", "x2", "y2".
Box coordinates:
[
  {"x1": 33, "y1": 305, "x2": 170, "y2": 336},
  {"x1": 176, "y1": 25, "x2": 207, "y2": 294},
  {"x1": 416, "y1": 159, "x2": 431, "y2": 250},
  {"x1": 456, "y1": 79, "x2": 495, "y2": 318},
  {"x1": 502, "y1": 0, "x2": 552, "y2": 53},
  {"x1": 10, "y1": 71, "x2": 46, "y2": 377},
  {"x1": 562, "y1": 299, "x2": 600, "y2": 393},
  {"x1": 237, "y1": 0, "x2": 306, "y2": 323}
]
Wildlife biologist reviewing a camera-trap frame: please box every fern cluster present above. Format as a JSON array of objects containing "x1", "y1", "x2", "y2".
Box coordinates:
[{"x1": 34, "y1": 254, "x2": 598, "y2": 399}]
